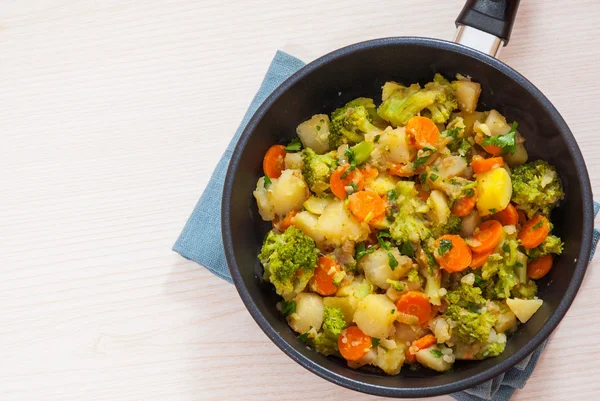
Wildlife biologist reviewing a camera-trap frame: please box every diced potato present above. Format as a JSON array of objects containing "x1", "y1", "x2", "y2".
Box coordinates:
[
  {"x1": 458, "y1": 111, "x2": 488, "y2": 136},
  {"x1": 303, "y1": 196, "x2": 332, "y2": 215},
  {"x1": 287, "y1": 293, "x2": 324, "y2": 334},
  {"x1": 461, "y1": 210, "x2": 481, "y2": 237},
  {"x1": 365, "y1": 173, "x2": 399, "y2": 195},
  {"x1": 292, "y1": 211, "x2": 325, "y2": 244},
  {"x1": 484, "y1": 109, "x2": 512, "y2": 136},
  {"x1": 376, "y1": 341, "x2": 406, "y2": 375},
  {"x1": 347, "y1": 348, "x2": 377, "y2": 369},
  {"x1": 353, "y1": 294, "x2": 397, "y2": 338},
  {"x1": 296, "y1": 114, "x2": 331, "y2": 154},
  {"x1": 323, "y1": 297, "x2": 356, "y2": 325},
  {"x1": 253, "y1": 177, "x2": 275, "y2": 221},
  {"x1": 476, "y1": 167, "x2": 512, "y2": 216},
  {"x1": 427, "y1": 190, "x2": 450, "y2": 225},
  {"x1": 394, "y1": 322, "x2": 424, "y2": 344},
  {"x1": 504, "y1": 137, "x2": 528, "y2": 166},
  {"x1": 378, "y1": 127, "x2": 413, "y2": 165},
  {"x1": 269, "y1": 169, "x2": 310, "y2": 217},
  {"x1": 316, "y1": 201, "x2": 369, "y2": 245},
  {"x1": 506, "y1": 298, "x2": 543, "y2": 323},
  {"x1": 433, "y1": 155, "x2": 468, "y2": 179},
  {"x1": 284, "y1": 152, "x2": 304, "y2": 170},
  {"x1": 455, "y1": 80, "x2": 482, "y2": 113},
  {"x1": 416, "y1": 346, "x2": 453, "y2": 372},
  {"x1": 429, "y1": 316, "x2": 452, "y2": 343},
  {"x1": 494, "y1": 306, "x2": 518, "y2": 334},
  {"x1": 359, "y1": 248, "x2": 413, "y2": 290}
]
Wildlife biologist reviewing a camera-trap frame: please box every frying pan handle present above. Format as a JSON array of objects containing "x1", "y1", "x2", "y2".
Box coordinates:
[{"x1": 454, "y1": 0, "x2": 521, "y2": 58}]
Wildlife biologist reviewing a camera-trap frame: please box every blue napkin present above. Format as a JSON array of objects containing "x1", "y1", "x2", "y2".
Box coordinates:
[{"x1": 173, "y1": 51, "x2": 600, "y2": 401}]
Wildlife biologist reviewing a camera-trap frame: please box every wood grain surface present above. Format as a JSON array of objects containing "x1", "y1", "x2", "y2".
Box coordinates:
[{"x1": 1, "y1": 1, "x2": 599, "y2": 400}]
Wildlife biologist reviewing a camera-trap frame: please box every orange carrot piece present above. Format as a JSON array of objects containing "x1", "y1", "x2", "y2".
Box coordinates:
[
  {"x1": 338, "y1": 326, "x2": 372, "y2": 361},
  {"x1": 263, "y1": 145, "x2": 287, "y2": 178},
  {"x1": 309, "y1": 256, "x2": 342, "y2": 296},
  {"x1": 395, "y1": 291, "x2": 432, "y2": 325},
  {"x1": 330, "y1": 166, "x2": 365, "y2": 199},
  {"x1": 519, "y1": 215, "x2": 551, "y2": 249},
  {"x1": 470, "y1": 250, "x2": 493, "y2": 269},
  {"x1": 470, "y1": 220, "x2": 503, "y2": 254},
  {"x1": 527, "y1": 254, "x2": 554, "y2": 280},
  {"x1": 483, "y1": 144, "x2": 502, "y2": 156},
  {"x1": 494, "y1": 203, "x2": 519, "y2": 226},
  {"x1": 406, "y1": 116, "x2": 440, "y2": 149},
  {"x1": 451, "y1": 189, "x2": 478, "y2": 217},
  {"x1": 278, "y1": 211, "x2": 297, "y2": 231},
  {"x1": 434, "y1": 234, "x2": 473, "y2": 273},
  {"x1": 471, "y1": 155, "x2": 504, "y2": 174},
  {"x1": 362, "y1": 165, "x2": 379, "y2": 181},
  {"x1": 406, "y1": 334, "x2": 437, "y2": 363},
  {"x1": 348, "y1": 190, "x2": 386, "y2": 222}
]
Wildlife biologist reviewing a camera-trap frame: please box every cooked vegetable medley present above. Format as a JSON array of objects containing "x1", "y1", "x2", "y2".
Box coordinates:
[{"x1": 253, "y1": 74, "x2": 564, "y2": 374}]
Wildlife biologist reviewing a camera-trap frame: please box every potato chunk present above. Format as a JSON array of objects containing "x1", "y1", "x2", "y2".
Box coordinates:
[
  {"x1": 359, "y1": 248, "x2": 412, "y2": 290},
  {"x1": 287, "y1": 293, "x2": 324, "y2": 334},
  {"x1": 270, "y1": 169, "x2": 310, "y2": 217},
  {"x1": 455, "y1": 80, "x2": 482, "y2": 113},
  {"x1": 506, "y1": 298, "x2": 543, "y2": 323},
  {"x1": 316, "y1": 201, "x2": 369, "y2": 245},
  {"x1": 296, "y1": 114, "x2": 331, "y2": 154},
  {"x1": 353, "y1": 294, "x2": 397, "y2": 338},
  {"x1": 476, "y1": 167, "x2": 512, "y2": 216}
]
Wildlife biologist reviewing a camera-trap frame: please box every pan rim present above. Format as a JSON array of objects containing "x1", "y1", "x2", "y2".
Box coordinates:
[{"x1": 221, "y1": 36, "x2": 594, "y2": 398}]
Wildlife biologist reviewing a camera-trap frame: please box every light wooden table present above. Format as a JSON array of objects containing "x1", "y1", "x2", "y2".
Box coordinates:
[{"x1": 2, "y1": 1, "x2": 599, "y2": 400}]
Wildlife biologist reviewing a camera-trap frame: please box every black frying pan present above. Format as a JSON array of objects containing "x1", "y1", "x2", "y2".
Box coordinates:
[{"x1": 221, "y1": 0, "x2": 594, "y2": 397}]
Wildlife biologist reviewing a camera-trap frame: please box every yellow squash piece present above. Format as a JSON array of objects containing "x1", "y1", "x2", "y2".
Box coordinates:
[{"x1": 476, "y1": 167, "x2": 512, "y2": 216}]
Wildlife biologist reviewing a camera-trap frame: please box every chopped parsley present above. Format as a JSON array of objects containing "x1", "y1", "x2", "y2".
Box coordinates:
[
  {"x1": 284, "y1": 137, "x2": 302, "y2": 152},
  {"x1": 420, "y1": 173, "x2": 427, "y2": 184},
  {"x1": 387, "y1": 189, "x2": 398, "y2": 202},
  {"x1": 481, "y1": 122, "x2": 518, "y2": 155},
  {"x1": 443, "y1": 127, "x2": 461, "y2": 141},
  {"x1": 430, "y1": 349, "x2": 443, "y2": 358},
  {"x1": 263, "y1": 175, "x2": 272, "y2": 187},
  {"x1": 429, "y1": 173, "x2": 439, "y2": 182},
  {"x1": 348, "y1": 182, "x2": 358, "y2": 193},
  {"x1": 281, "y1": 300, "x2": 296, "y2": 317},
  {"x1": 372, "y1": 338, "x2": 380, "y2": 347},
  {"x1": 474, "y1": 273, "x2": 485, "y2": 286},
  {"x1": 438, "y1": 239, "x2": 454, "y2": 256},
  {"x1": 533, "y1": 221, "x2": 543, "y2": 229},
  {"x1": 515, "y1": 262, "x2": 523, "y2": 268},
  {"x1": 299, "y1": 330, "x2": 311, "y2": 344},
  {"x1": 390, "y1": 309, "x2": 396, "y2": 314},
  {"x1": 341, "y1": 148, "x2": 357, "y2": 178},
  {"x1": 387, "y1": 252, "x2": 399, "y2": 270},
  {"x1": 374, "y1": 134, "x2": 381, "y2": 143},
  {"x1": 502, "y1": 243, "x2": 510, "y2": 253},
  {"x1": 355, "y1": 242, "x2": 376, "y2": 260},
  {"x1": 464, "y1": 188, "x2": 475, "y2": 198},
  {"x1": 400, "y1": 242, "x2": 415, "y2": 258},
  {"x1": 489, "y1": 208, "x2": 497, "y2": 214}
]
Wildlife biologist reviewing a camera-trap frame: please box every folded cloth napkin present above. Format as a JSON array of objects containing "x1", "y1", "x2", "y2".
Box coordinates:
[{"x1": 173, "y1": 51, "x2": 600, "y2": 401}]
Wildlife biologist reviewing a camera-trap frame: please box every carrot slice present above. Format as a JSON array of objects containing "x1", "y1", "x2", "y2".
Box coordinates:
[
  {"x1": 309, "y1": 256, "x2": 342, "y2": 296},
  {"x1": 451, "y1": 189, "x2": 478, "y2": 217},
  {"x1": 470, "y1": 250, "x2": 493, "y2": 268},
  {"x1": 263, "y1": 145, "x2": 287, "y2": 178},
  {"x1": 471, "y1": 155, "x2": 504, "y2": 174},
  {"x1": 395, "y1": 291, "x2": 432, "y2": 325},
  {"x1": 330, "y1": 165, "x2": 365, "y2": 199},
  {"x1": 483, "y1": 144, "x2": 502, "y2": 156},
  {"x1": 494, "y1": 203, "x2": 519, "y2": 226},
  {"x1": 434, "y1": 234, "x2": 473, "y2": 273},
  {"x1": 348, "y1": 190, "x2": 386, "y2": 222},
  {"x1": 338, "y1": 326, "x2": 372, "y2": 361},
  {"x1": 470, "y1": 220, "x2": 503, "y2": 254},
  {"x1": 388, "y1": 162, "x2": 416, "y2": 177},
  {"x1": 406, "y1": 334, "x2": 437, "y2": 363},
  {"x1": 527, "y1": 254, "x2": 554, "y2": 279},
  {"x1": 519, "y1": 215, "x2": 551, "y2": 249},
  {"x1": 362, "y1": 166, "x2": 379, "y2": 181},
  {"x1": 406, "y1": 116, "x2": 440, "y2": 149},
  {"x1": 277, "y1": 211, "x2": 297, "y2": 231}
]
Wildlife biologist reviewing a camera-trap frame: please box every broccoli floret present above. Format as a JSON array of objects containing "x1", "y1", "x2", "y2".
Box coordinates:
[
  {"x1": 389, "y1": 181, "x2": 432, "y2": 243},
  {"x1": 480, "y1": 256, "x2": 518, "y2": 299},
  {"x1": 482, "y1": 335, "x2": 507, "y2": 358},
  {"x1": 259, "y1": 227, "x2": 319, "y2": 299},
  {"x1": 445, "y1": 282, "x2": 487, "y2": 309},
  {"x1": 407, "y1": 268, "x2": 420, "y2": 283},
  {"x1": 511, "y1": 279, "x2": 538, "y2": 299},
  {"x1": 301, "y1": 148, "x2": 338, "y2": 194},
  {"x1": 511, "y1": 160, "x2": 564, "y2": 218},
  {"x1": 308, "y1": 306, "x2": 347, "y2": 356},
  {"x1": 386, "y1": 279, "x2": 406, "y2": 291},
  {"x1": 310, "y1": 332, "x2": 339, "y2": 356},
  {"x1": 377, "y1": 74, "x2": 457, "y2": 126},
  {"x1": 329, "y1": 98, "x2": 380, "y2": 148},
  {"x1": 444, "y1": 304, "x2": 497, "y2": 344},
  {"x1": 322, "y1": 306, "x2": 347, "y2": 336},
  {"x1": 526, "y1": 234, "x2": 564, "y2": 259},
  {"x1": 430, "y1": 214, "x2": 462, "y2": 238}
]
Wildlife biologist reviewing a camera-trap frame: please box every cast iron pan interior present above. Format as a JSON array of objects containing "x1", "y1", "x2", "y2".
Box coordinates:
[{"x1": 222, "y1": 37, "x2": 593, "y2": 397}]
